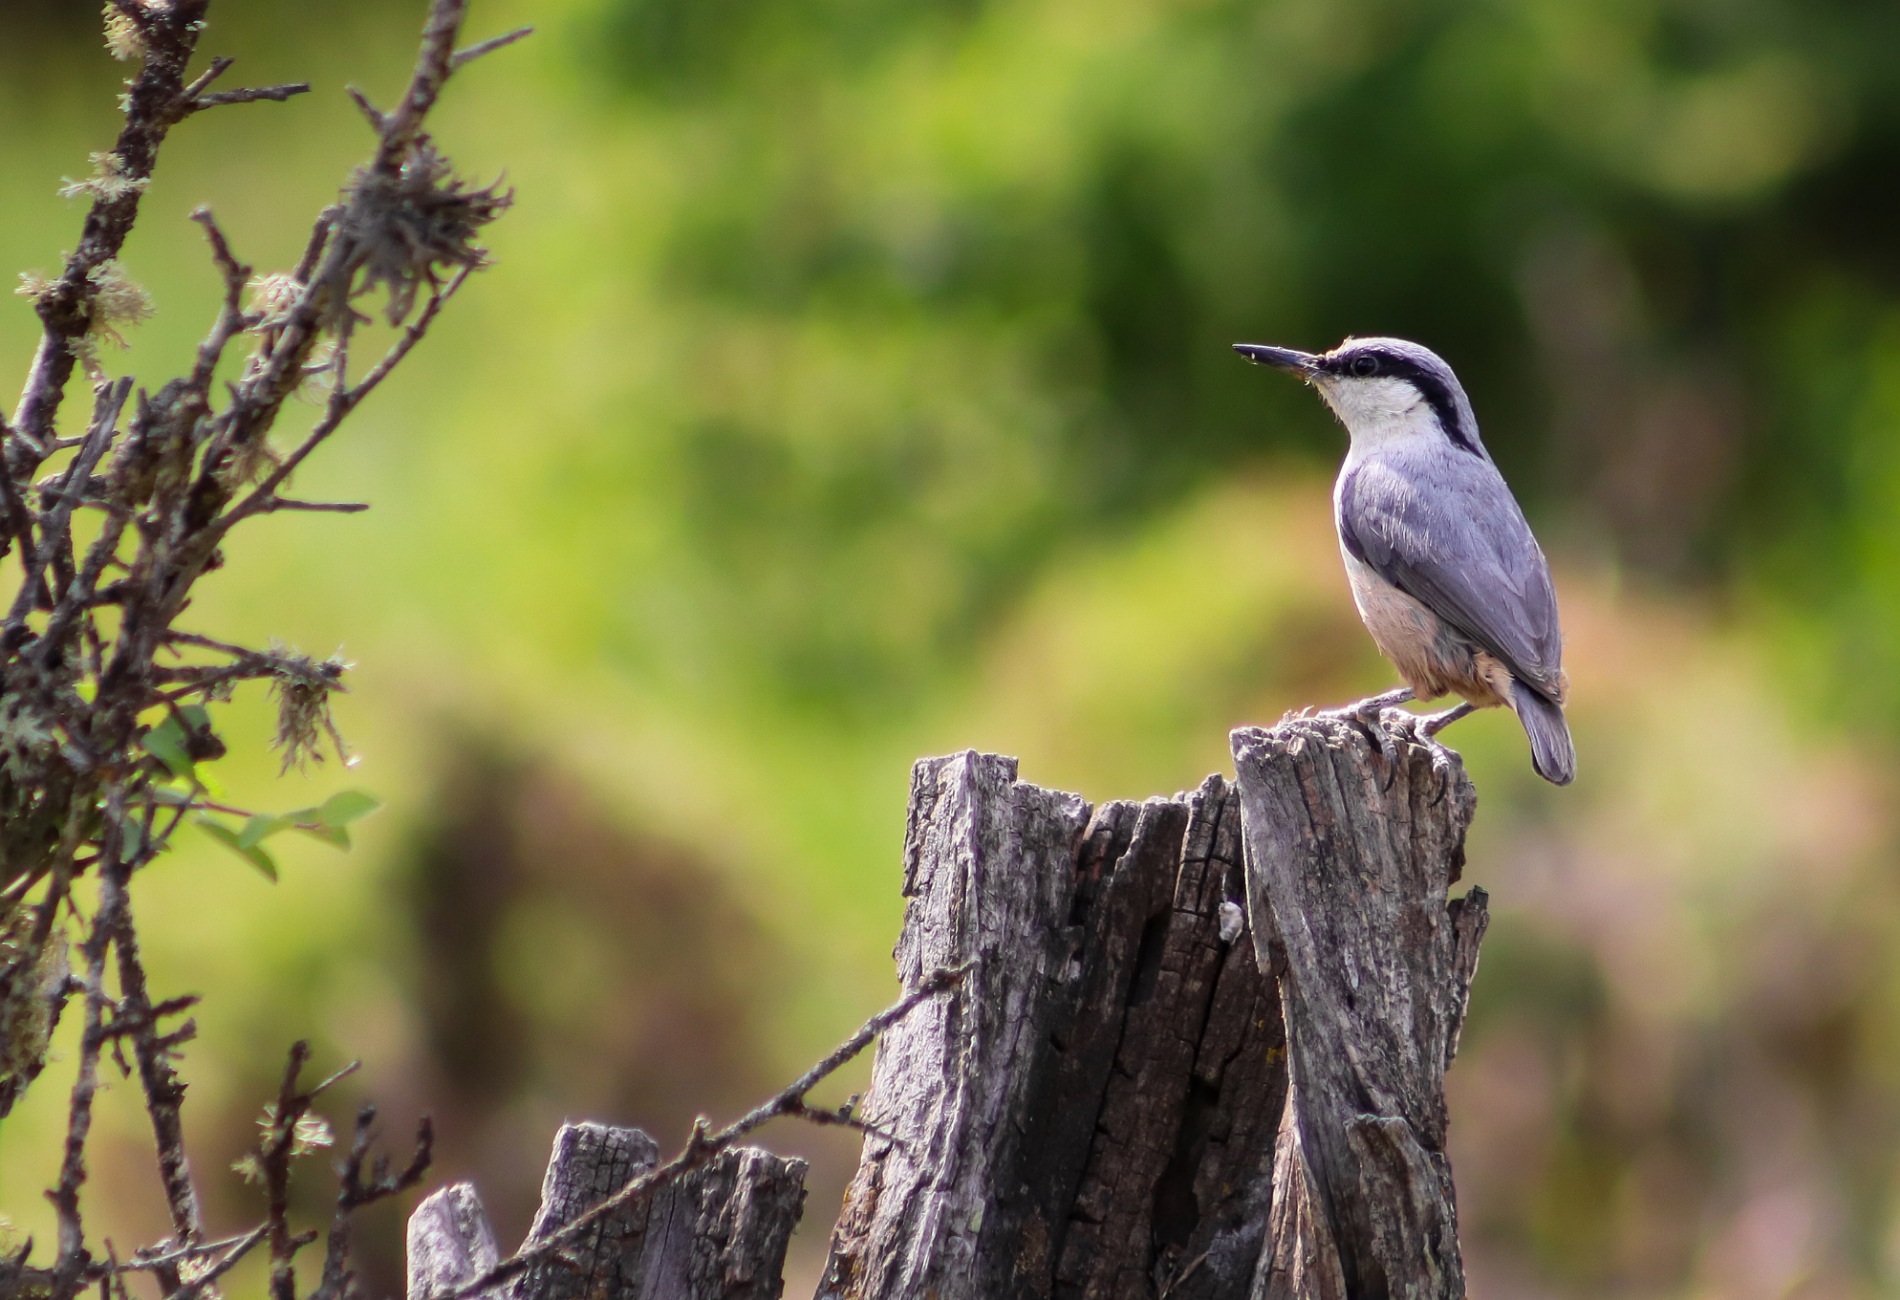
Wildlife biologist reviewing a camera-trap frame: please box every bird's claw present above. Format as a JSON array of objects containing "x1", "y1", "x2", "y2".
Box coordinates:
[
  {"x1": 1368, "y1": 707, "x2": 1406, "y2": 778},
  {"x1": 1305, "y1": 699, "x2": 1406, "y2": 785},
  {"x1": 1379, "y1": 707, "x2": 1461, "y2": 804},
  {"x1": 1288, "y1": 689, "x2": 1428, "y2": 792}
]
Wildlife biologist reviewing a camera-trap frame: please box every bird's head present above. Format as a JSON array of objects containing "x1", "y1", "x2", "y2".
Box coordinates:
[{"x1": 1233, "y1": 336, "x2": 1482, "y2": 455}]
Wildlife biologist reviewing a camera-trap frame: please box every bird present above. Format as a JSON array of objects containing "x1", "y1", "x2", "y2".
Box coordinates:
[{"x1": 1234, "y1": 336, "x2": 1575, "y2": 785}]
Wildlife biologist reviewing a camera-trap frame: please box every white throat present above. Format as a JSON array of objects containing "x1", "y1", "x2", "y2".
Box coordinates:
[{"x1": 1314, "y1": 377, "x2": 1440, "y2": 452}]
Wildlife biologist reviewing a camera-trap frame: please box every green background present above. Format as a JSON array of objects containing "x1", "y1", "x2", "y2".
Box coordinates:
[{"x1": 7, "y1": 0, "x2": 1900, "y2": 1292}]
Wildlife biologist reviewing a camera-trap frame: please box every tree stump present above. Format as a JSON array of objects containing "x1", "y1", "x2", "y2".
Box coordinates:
[
  {"x1": 405, "y1": 723, "x2": 1487, "y2": 1299},
  {"x1": 404, "y1": 1121, "x2": 805, "y2": 1300},
  {"x1": 1232, "y1": 719, "x2": 1485, "y2": 1300},
  {"x1": 818, "y1": 756, "x2": 1283, "y2": 1299}
]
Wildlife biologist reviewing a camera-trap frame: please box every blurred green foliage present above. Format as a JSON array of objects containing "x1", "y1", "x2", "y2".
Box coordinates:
[
  {"x1": 568, "y1": 0, "x2": 1900, "y2": 721},
  {"x1": 7, "y1": 0, "x2": 1900, "y2": 1293}
]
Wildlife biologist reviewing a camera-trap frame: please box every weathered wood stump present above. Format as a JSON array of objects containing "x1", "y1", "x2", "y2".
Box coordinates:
[
  {"x1": 405, "y1": 1122, "x2": 805, "y2": 1300},
  {"x1": 405, "y1": 721, "x2": 1485, "y2": 1300},
  {"x1": 817, "y1": 756, "x2": 1284, "y2": 1299},
  {"x1": 1233, "y1": 721, "x2": 1486, "y2": 1300}
]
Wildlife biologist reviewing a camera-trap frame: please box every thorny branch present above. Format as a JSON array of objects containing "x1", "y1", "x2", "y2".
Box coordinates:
[{"x1": 0, "y1": 1, "x2": 524, "y2": 1297}]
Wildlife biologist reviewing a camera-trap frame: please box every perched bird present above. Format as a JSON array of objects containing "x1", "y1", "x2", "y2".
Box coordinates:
[{"x1": 1234, "y1": 336, "x2": 1575, "y2": 785}]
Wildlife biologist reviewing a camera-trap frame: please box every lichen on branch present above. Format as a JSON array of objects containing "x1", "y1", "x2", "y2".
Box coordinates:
[{"x1": 0, "y1": 3, "x2": 525, "y2": 1296}]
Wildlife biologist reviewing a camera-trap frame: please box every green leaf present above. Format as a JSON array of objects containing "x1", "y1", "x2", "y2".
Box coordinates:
[
  {"x1": 296, "y1": 823, "x2": 350, "y2": 850},
  {"x1": 193, "y1": 763, "x2": 226, "y2": 800},
  {"x1": 195, "y1": 816, "x2": 279, "y2": 882},
  {"x1": 316, "y1": 790, "x2": 381, "y2": 828},
  {"x1": 140, "y1": 719, "x2": 194, "y2": 781},
  {"x1": 236, "y1": 814, "x2": 294, "y2": 850},
  {"x1": 119, "y1": 816, "x2": 144, "y2": 863},
  {"x1": 179, "y1": 704, "x2": 212, "y2": 731}
]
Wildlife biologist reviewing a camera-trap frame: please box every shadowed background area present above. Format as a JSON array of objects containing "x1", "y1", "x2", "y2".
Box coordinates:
[{"x1": 5, "y1": 0, "x2": 1900, "y2": 1294}]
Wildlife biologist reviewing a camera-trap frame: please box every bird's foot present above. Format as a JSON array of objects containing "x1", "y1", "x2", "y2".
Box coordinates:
[
  {"x1": 1419, "y1": 701, "x2": 1475, "y2": 739},
  {"x1": 1379, "y1": 704, "x2": 1471, "y2": 803},
  {"x1": 1305, "y1": 687, "x2": 1416, "y2": 774}
]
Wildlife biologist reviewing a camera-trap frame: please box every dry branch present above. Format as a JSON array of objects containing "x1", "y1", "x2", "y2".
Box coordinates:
[{"x1": 0, "y1": 0, "x2": 515, "y2": 1295}]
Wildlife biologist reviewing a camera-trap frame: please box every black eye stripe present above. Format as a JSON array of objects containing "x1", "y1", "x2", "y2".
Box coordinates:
[{"x1": 1331, "y1": 347, "x2": 1481, "y2": 457}]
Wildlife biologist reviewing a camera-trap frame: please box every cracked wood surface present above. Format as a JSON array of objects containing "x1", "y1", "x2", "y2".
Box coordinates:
[
  {"x1": 405, "y1": 1121, "x2": 805, "y2": 1300},
  {"x1": 818, "y1": 752, "x2": 1286, "y2": 1299},
  {"x1": 518, "y1": 1122, "x2": 806, "y2": 1300},
  {"x1": 407, "y1": 1182, "x2": 506, "y2": 1300},
  {"x1": 1232, "y1": 719, "x2": 1488, "y2": 1300}
]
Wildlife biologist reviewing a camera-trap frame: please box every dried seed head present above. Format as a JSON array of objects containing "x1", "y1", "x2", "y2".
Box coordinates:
[
  {"x1": 244, "y1": 272, "x2": 304, "y2": 330},
  {"x1": 85, "y1": 259, "x2": 155, "y2": 347},
  {"x1": 0, "y1": 701, "x2": 54, "y2": 783},
  {"x1": 72, "y1": 333, "x2": 107, "y2": 387},
  {"x1": 57, "y1": 151, "x2": 148, "y2": 203},
  {"x1": 291, "y1": 1112, "x2": 333, "y2": 1155},
  {"x1": 103, "y1": 3, "x2": 146, "y2": 61},
  {"x1": 293, "y1": 339, "x2": 342, "y2": 402},
  {"x1": 267, "y1": 648, "x2": 351, "y2": 772},
  {"x1": 215, "y1": 433, "x2": 280, "y2": 491},
  {"x1": 333, "y1": 137, "x2": 512, "y2": 326},
  {"x1": 15, "y1": 270, "x2": 56, "y2": 307}
]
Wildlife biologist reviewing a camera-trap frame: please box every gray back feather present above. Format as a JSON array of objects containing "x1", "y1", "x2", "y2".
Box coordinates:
[{"x1": 1337, "y1": 445, "x2": 1565, "y2": 697}]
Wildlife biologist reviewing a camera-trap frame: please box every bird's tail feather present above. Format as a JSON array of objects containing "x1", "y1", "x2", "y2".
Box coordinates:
[{"x1": 1509, "y1": 682, "x2": 1576, "y2": 786}]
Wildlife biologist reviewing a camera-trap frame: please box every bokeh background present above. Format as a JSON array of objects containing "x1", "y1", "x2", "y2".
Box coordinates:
[{"x1": 6, "y1": 0, "x2": 1900, "y2": 1294}]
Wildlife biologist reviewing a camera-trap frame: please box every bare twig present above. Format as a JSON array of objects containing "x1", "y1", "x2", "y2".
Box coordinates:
[
  {"x1": 161, "y1": 630, "x2": 265, "y2": 659},
  {"x1": 163, "y1": 1225, "x2": 270, "y2": 1300},
  {"x1": 775, "y1": 1096, "x2": 908, "y2": 1147},
  {"x1": 0, "y1": 452, "x2": 39, "y2": 566},
  {"x1": 189, "y1": 207, "x2": 249, "y2": 302},
  {"x1": 225, "y1": 267, "x2": 473, "y2": 527},
  {"x1": 48, "y1": 811, "x2": 133, "y2": 1300},
  {"x1": 179, "y1": 57, "x2": 237, "y2": 104},
  {"x1": 344, "y1": 86, "x2": 388, "y2": 133},
  {"x1": 10, "y1": 1, "x2": 210, "y2": 461},
  {"x1": 111, "y1": 909, "x2": 207, "y2": 1296},
  {"x1": 378, "y1": 0, "x2": 471, "y2": 160},
  {"x1": 6, "y1": 381, "x2": 130, "y2": 642},
  {"x1": 259, "y1": 498, "x2": 371, "y2": 515},
  {"x1": 313, "y1": 1106, "x2": 434, "y2": 1298},
  {"x1": 128, "y1": 1228, "x2": 262, "y2": 1275},
  {"x1": 190, "y1": 83, "x2": 313, "y2": 112},
  {"x1": 260, "y1": 1043, "x2": 313, "y2": 1300},
  {"x1": 452, "y1": 26, "x2": 535, "y2": 69}
]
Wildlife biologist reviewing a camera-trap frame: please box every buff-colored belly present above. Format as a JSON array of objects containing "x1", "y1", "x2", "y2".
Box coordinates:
[{"x1": 1343, "y1": 552, "x2": 1511, "y2": 707}]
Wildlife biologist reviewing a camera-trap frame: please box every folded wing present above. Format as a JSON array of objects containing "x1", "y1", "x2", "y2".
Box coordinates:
[{"x1": 1337, "y1": 453, "x2": 1565, "y2": 701}]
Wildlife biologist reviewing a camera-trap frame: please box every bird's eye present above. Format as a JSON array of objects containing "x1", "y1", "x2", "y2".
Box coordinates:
[{"x1": 1349, "y1": 353, "x2": 1380, "y2": 378}]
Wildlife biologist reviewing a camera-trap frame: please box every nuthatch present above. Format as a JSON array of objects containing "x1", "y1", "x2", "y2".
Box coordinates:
[{"x1": 1235, "y1": 336, "x2": 1575, "y2": 785}]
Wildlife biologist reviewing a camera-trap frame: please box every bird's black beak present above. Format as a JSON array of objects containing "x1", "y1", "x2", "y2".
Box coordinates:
[{"x1": 1233, "y1": 343, "x2": 1320, "y2": 376}]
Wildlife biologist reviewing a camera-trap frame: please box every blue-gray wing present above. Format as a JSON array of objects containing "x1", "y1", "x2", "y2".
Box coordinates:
[{"x1": 1338, "y1": 452, "x2": 1565, "y2": 698}]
